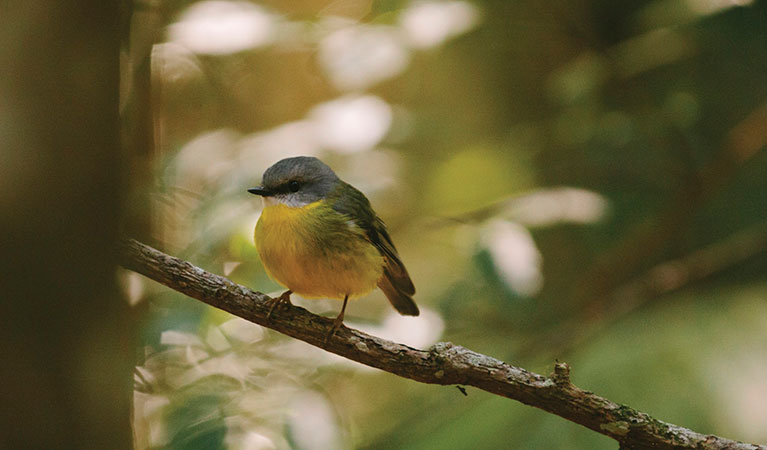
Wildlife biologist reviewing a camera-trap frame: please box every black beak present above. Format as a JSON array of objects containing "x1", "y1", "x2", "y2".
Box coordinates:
[{"x1": 248, "y1": 186, "x2": 272, "y2": 196}]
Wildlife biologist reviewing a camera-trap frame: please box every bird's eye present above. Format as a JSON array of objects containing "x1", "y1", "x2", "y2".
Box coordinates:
[{"x1": 288, "y1": 180, "x2": 300, "y2": 192}]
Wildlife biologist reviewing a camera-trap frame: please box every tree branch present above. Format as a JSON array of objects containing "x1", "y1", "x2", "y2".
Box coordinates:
[{"x1": 119, "y1": 238, "x2": 764, "y2": 450}]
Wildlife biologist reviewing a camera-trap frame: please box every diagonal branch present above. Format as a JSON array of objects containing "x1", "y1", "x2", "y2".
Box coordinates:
[{"x1": 118, "y1": 238, "x2": 764, "y2": 450}]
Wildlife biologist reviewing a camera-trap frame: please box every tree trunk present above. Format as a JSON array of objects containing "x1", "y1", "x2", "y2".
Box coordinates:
[{"x1": 0, "y1": 1, "x2": 134, "y2": 448}]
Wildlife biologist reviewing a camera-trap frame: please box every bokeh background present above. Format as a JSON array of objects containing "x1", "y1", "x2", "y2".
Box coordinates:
[{"x1": 123, "y1": 0, "x2": 767, "y2": 449}]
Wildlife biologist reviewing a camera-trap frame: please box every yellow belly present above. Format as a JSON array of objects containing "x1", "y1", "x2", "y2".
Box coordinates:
[{"x1": 254, "y1": 201, "x2": 384, "y2": 299}]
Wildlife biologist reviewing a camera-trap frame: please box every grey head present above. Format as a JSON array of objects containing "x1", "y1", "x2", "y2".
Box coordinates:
[{"x1": 248, "y1": 156, "x2": 340, "y2": 207}]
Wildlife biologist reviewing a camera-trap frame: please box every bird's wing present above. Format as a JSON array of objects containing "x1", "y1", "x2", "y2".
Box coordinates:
[{"x1": 331, "y1": 183, "x2": 419, "y2": 316}]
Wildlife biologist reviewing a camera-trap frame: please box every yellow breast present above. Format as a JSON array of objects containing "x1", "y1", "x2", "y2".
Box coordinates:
[{"x1": 254, "y1": 200, "x2": 384, "y2": 300}]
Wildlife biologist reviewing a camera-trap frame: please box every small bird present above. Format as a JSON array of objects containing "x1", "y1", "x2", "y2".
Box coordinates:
[{"x1": 248, "y1": 156, "x2": 419, "y2": 340}]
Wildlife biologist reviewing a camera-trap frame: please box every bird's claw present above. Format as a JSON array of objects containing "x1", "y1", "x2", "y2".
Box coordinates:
[
  {"x1": 266, "y1": 290, "x2": 292, "y2": 320},
  {"x1": 323, "y1": 295, "x2": 348, "y2": 346},
  {"x1": 323, "y1": 316, "x2": 344, "y2": 346}
]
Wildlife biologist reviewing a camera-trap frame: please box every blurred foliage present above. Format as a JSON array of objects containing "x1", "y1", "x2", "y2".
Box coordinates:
[{"x1": 125, "y1": 0, "x2": 767, "y2": 448}]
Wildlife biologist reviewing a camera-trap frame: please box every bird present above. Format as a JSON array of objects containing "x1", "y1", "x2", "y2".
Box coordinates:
[{"x1": 248, "y1": 156, "x2": 419, "y2": 341}]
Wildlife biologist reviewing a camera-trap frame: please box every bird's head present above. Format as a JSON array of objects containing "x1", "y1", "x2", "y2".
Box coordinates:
[{"x1": 248, "y1": 156, "x2": 340, "y2": 207}]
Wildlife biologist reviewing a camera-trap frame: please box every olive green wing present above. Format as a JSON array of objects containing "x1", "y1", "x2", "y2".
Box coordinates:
[
  {"x1": 332, "y1": 183, "x2": 419, "y2": 316},
  {"x1": 371, "y1": 216, "x2": 419, "y2": 316}
]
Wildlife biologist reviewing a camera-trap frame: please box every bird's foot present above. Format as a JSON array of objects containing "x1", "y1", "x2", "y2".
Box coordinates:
[
  {"x1": 266, "y1": 290, "x2": 292, "y2": 320},
  {"x1": 323, "y1": 295, "x2": 348, "y2": 346},
  {"x1": 323, "y1": 306, "x2": 348, "y2": 347},
  {"x1": 323, "y1": 315, "x2": 345, "y2": 346}
]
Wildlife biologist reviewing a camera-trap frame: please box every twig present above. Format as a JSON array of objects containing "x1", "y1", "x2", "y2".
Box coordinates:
[{"x1": 118, "y1": 238, "x2": 765, "y2": 450}]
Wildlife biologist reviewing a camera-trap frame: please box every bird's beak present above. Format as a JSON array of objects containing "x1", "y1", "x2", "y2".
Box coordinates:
[{"x1": 248, "y1": 186, "x2": 272, "y2": 196}]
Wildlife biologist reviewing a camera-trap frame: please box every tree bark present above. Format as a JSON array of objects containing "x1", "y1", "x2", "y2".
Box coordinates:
[{"x1": 119, "y1": 238, "x2": 765, "y2": 450}]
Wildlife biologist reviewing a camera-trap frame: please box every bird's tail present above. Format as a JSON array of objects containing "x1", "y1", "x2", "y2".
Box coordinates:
[{"x1": 378, "y1": 273, "x2": 419, "y2": 316}]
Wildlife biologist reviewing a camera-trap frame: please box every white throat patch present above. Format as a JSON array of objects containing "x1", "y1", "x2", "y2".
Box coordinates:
[{"x1": 263, "y1": 194, "x2": 311, "y2": 208}]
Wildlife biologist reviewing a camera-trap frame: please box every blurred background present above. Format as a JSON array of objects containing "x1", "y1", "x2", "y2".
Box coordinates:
[{"x1": 122, "y1": 0, "x2": 767, "y2": 449}]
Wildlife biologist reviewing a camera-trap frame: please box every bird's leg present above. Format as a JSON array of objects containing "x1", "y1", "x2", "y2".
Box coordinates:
[
  {"x1": 324, "y1": 294, "x2": 349, "y2": 345},
  {"x1": 267, "y1": 290, "x2": 292, "y2": 320}
]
